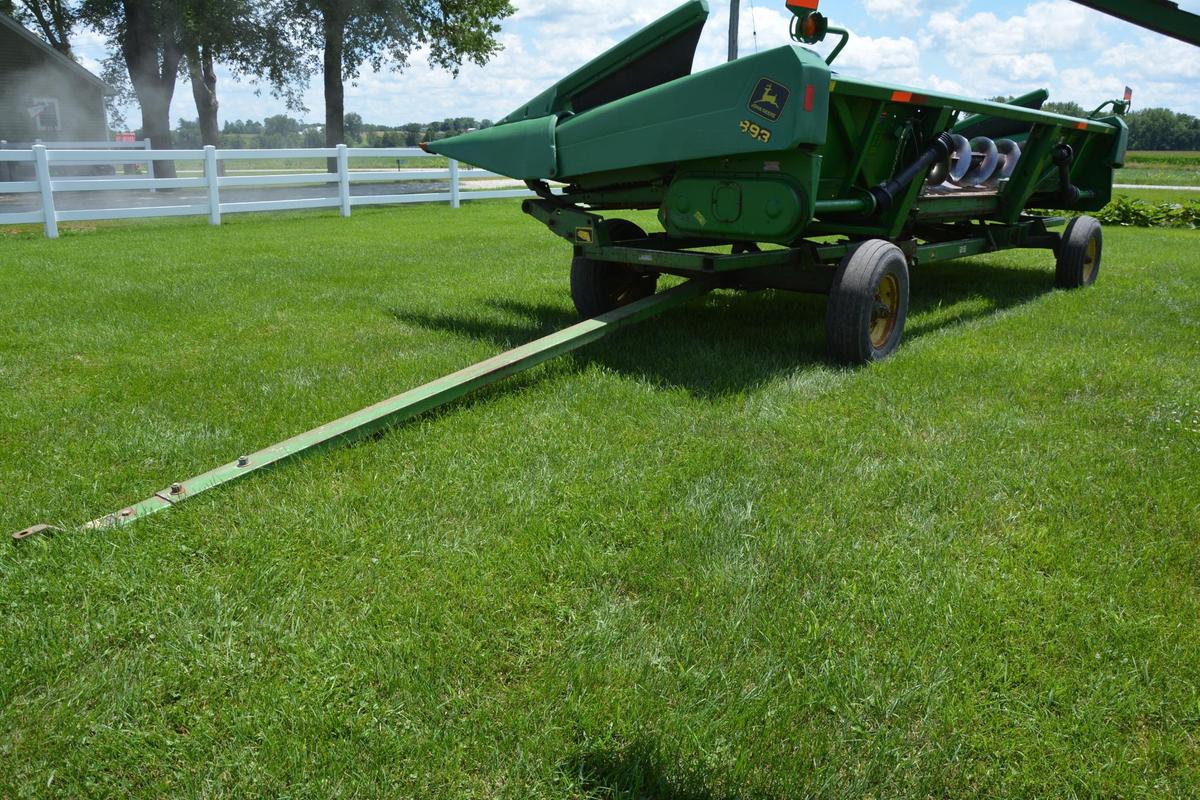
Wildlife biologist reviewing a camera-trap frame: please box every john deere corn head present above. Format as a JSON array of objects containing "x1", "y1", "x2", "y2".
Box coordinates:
[{"x1": 425, "y1": 0, "x2": 1141, "y2": 363}]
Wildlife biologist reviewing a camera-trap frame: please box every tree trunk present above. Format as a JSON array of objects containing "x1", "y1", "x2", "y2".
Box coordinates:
[
  {"x1": 121, "y1": 0, "x2": 183, "y2": 178},
  {"x1": 323, "y1": 13, "x2": 345, "y2": 172},
  {"x1": 188, "y1": 42, "x2": 224, "y2": 173}
]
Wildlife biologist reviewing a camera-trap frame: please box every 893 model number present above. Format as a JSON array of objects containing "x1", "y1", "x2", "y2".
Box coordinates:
[{"x1": 739, "y1": 120, "x2": 772, "y2": 144}]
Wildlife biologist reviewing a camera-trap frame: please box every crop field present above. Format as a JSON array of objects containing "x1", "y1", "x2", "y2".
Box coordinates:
[
  {"x1": 1, "y1": 200, "x2": 1198, "y2": 797},
  {"x1": 1116, "y1": 150, "x2": 1200, "y2": 186}
]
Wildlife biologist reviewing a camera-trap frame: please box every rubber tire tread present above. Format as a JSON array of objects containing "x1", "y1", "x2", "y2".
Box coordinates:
[
  {"x1": 1055, "y1": 215, "x2": 1102, "y2": 289},
  {"x1": 570, "y1": 220, "x2": 655, "y2": 318},
  {"x1": 826, "y1": 240, "x2": 910, "y2": 365}
]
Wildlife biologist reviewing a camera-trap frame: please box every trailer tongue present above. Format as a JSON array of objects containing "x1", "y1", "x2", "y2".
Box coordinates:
[{"x1": 12, "y1": 281, "x2": 711, "y2": 541}]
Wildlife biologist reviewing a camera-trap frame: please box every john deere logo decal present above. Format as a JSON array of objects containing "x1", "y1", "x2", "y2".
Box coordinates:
[{"x1": 749, "y1": 78, "x2": 789, "y2": 121}]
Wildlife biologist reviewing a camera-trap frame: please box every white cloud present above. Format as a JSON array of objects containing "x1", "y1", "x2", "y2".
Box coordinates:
[
  {"x1": 863, "y1": 0, "x2": 921, "y2": 18},
  {"x1": 830, "y1": 33, "x2": 923, "y2": 84}
]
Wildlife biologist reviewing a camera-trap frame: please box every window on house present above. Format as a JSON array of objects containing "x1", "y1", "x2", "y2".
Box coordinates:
[{"x1": 29, "y1": 98, "x2": 61, "y2": 132}]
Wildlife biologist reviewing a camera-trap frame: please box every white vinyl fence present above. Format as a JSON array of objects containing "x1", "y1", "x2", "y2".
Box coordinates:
[{"x1": 0, "y1": 144, "x2": 540, "y2": 238}]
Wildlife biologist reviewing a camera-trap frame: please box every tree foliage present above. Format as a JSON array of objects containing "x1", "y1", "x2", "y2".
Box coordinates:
[
  {"x1": 6, "y1": 0, "x2": 76, "y2": 54},
  {"x1": 283, "y1": 0, "x2": 514, "y2": 147},
  {"x1": 80, "y1": 0, "x2": 310, "y2": 157},
  {"x1": 180, "y1": 0, "x2": 311, "y2": 147},
  {"x1": 1126, "y1": 108, "x2": 1200, "y2": 151}
]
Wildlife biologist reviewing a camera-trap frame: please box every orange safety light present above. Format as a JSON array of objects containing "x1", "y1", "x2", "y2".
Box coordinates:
[{"x1": 786, "y1": 0, "x2": 820, "y2": 8}]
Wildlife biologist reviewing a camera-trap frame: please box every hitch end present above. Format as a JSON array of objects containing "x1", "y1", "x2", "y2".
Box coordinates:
[{"x1": 12, "y1": 523, "x2": 60, "y2": 544}]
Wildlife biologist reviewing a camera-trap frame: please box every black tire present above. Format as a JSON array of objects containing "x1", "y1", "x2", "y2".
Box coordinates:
[
  {"x1": 1056, "y1": 215, "x2": 1102, "y2": 289},
  {"x1": 606, "y1": 219, "x2": 646, "y2": 243},
  {"x1": 569, "y1": 221, "x2": 657, "y2": 318},
  {"x1": 825, "y1": 240, "x2": 910, "y2": 365}
]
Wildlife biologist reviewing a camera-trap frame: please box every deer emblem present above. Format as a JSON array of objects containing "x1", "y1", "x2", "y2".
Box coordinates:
[{"x1": 758, "y1": 83, "x2": 780, "y2": 107}]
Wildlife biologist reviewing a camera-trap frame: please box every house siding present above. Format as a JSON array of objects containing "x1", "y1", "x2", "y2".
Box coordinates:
[{"x1": 0, "y1": 23, "x2": 109, "y2": 144}]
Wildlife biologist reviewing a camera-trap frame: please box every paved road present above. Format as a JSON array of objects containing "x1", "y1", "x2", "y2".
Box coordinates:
[{"x1": 1113, "y1": 184, "x2": 1200, "y2": 191}]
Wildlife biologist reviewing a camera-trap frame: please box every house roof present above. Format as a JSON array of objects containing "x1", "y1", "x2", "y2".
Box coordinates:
[{"x1": 0, "y1": 12, "x2": 115, "y2": 95}]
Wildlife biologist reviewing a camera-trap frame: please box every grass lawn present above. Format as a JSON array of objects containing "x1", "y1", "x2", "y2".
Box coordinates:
[{"x1": 1, "y1": 202, "x2": 1198, "y2": 797}]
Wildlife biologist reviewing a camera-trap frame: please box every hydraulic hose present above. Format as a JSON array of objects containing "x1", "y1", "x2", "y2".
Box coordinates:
[{"x1": 869, "y1": 132, "x2": 955, "y2": 215}]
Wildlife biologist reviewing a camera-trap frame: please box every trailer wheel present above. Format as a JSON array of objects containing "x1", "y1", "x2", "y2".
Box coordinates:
[
  {"x1": 570, "y1": 222, "x2": 657, "y2": 318},
  {"x1": 1056, "y1": 216, "x2": 1102, "y2": 289},
  {"x1": 826, "y1": 240, "x2": 910, "y2": 365}
]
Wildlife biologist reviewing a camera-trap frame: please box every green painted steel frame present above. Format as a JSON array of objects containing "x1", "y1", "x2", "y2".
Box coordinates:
[
  {"x1": 14, "y1": 280, "x2": 713, "y2": 541},
  {"x1": 578, "y1": 213, "x2": 1064, "y2": 285}
]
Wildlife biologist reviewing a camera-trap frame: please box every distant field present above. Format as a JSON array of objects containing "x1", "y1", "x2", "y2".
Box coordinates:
[
  {"x1": 1116, "y1": 150, "x2": 1200, "y2": 186},
  {"x1": 2, "y1": 202, "x2": 1198, "y2": 797}
]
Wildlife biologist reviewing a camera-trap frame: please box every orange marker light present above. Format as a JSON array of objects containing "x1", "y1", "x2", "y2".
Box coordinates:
[{"x1": 786, "y1": 0, "x2": 820, "y2": 8}]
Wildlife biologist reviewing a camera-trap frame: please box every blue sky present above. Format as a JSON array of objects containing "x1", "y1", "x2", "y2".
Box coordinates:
[{"x1": 71, "y1": 0, "x2": 1200, "y2": 130}]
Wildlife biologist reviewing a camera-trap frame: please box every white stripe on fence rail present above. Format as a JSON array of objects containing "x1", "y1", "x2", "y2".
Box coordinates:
[{"x1": 0, "y1": 144, "x2": 549, "y2": 238}]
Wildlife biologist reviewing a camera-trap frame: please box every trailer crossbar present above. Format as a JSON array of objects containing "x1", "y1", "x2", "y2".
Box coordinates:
[{"x1": 12, "y1": 279, "x2": 713, "y2": 542}]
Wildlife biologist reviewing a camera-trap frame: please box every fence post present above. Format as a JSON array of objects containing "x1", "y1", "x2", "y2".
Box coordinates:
[
  {"x1": 337, "y1": 144, "x2": 351, "y2": 217},
  {"x1": 32, "y1": 144, "x2": 58, "y2": 239},
  {"x1": 449, "y1": 158, "x2": 460, "y2": 209},
  {"x1": 204, "y1": 145, "x2": 221, "y2": 226},
  {"x1": 143, "y1": 138, "x2": 156, "y2": 182}
]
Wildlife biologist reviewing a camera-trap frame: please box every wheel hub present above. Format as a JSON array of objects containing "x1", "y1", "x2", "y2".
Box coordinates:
[{"x1": 869, "y1": 273, "x2": 900, "y2": 349}]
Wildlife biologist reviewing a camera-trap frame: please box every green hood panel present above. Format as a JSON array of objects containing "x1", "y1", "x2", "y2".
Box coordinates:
[
  {"x1": 425, "y1": 115, "x2": 558, "y2": 181},
  {"x1": 555, "y1": 46, "x2": 830, "y2": 178},
  {"x1": 426, "y1": 45, "x2": 831, "y2": 183}
]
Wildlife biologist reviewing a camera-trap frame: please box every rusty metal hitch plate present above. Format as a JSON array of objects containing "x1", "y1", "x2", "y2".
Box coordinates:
[{"x1": 11, "y1": 523, "x2": 61, "y2": 544}]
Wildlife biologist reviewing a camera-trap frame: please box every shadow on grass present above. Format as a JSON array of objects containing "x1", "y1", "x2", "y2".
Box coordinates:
[
  {"x1": 567, "y1": 740, "x2": 779, "y2": 800},
  {"x1": 389, "y1": 258, "x2": 1056, "y2": 397}
]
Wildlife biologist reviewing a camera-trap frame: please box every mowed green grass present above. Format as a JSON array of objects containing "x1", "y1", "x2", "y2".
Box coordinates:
[{"x1": 1, "y1": 203, "x2": 1198, "y2": 798}]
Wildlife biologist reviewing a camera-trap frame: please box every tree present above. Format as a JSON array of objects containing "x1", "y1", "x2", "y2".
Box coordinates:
[
  {"x1": 83, "y1": 0, "x2": 310, "y2": 167},
  {"x1": 401, "y1": 121, "x2": 423, "y2": 146},
  {"x1": 81, "y1": 0, "x2": 186, "y2": 174},
  {"x1": 173, "y1": 116, "x2": 201, "y2": 147},
  {"x1": 179, "y1": 0, "x2": 311, "y2": 148},
  {"x1": 1043, "y1": 101, "x2": 1085, "y2": 118},
  {"x1": 1126, "y1": 107, "x2": 1200, "y2": 150},
  {"x1": 263, "y1": 113, "x2": 301, "y2": 136},
  {"x1": 302, "y1": 125, "x2": 325, "y2": 147},
  {"x1": 343, "y1": 111, "x2": 363, "y2": 143},
  {"x1": 7, "y1": 0, "x2": 76, "y2": 55},
  {"x1": 289, "y1": 0, "x2": 514, "y2": 151}
]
